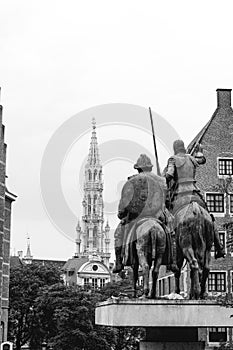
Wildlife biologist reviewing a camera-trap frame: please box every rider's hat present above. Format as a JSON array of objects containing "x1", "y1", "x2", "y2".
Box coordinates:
[
  {"x1": 173, "y1": 140, "x2": 186, "y2": 155},
  {"x1": 134, "y1": 154, "x2": 153, "y2": 170}
]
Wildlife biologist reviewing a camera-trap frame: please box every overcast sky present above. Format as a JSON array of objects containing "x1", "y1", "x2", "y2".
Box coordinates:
[{"x1": 1, "y1": 0, "x2": 233, "y2": 261}]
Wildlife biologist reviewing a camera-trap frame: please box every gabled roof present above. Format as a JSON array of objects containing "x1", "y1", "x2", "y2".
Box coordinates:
[
  {"x1": 187, "y1": 109, "x2": 218, "y2": 154},
  {"x1": 62, "y1": 257, "x2": 89, "y2": 271}
]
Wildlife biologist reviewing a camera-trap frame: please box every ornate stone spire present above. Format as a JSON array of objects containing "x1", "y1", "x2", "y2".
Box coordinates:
[
  {"x1": 24, "y1": 234, "x2": 33, "y2": 264},
  {"x1": 86, "y1": 117, "x2": 100, "y2": 167},
  {"x1": 75, "y1": 220, "x2": 81, "y2": 256},
  {"x1": 75, "y1": 118, "x2": 110, "y2": 267}
]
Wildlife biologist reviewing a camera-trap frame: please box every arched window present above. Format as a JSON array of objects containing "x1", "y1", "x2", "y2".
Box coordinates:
[
  {"x1": 99, "y1": 170, "x2": 102, "y2": 180},
  {"x1": 88, "y1": 170, "x2": 92, "y2": 181},
  {"x1": 93, "y1": 226, "x2": 97, "y2": 248},
  {"x1": 94, "y1": 169, "x2": 97, "y2": 181},
  {"x1": 88, "y1": 195, "x2": 91, "y2": 215},
  {"x1": 93, "y1": 195, "x2": 97, "y2": 214}
]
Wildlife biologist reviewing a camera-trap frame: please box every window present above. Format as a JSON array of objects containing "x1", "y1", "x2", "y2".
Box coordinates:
[
  {"x1": 208, "y1": 272, "x2": 226, "y2": 292},
  {"x1": 209, "y1": 327, "x2": 227, "y2": 342},
  {"x1": 92, "y1": 278, "x2": 98, "y2": 289},
  {"x1": 219, "y1": 232, "x2": 226, "y2": 248},
  {"x1": 100, "y1": 279, "x2": 105, "y2": 288},
  {"x1": 68, "y1": 270, "x2": 74, "y2": 276},
  {"x1": 219, "y1": 158, "x2": 233, "y2": 175},
  {"x1": 230, "y1": 195, "x2": 233, "y2": 213},
  {"x1": 88, "y1": 170, "x2": 92, "y2": 181},
  {"x1": 84, "y1": 278, "x2": 90, "y2": 287},
  {"x1": 211, "y1": 231, "x2": 226, "y2": 253},
  {"x1": 93, "y1": 195, "x2": 97, "y2": 214},
  {"x1": 88, "y1": 195, "x2": 91, "y2": 215},
  {"x1": 206, "y1": 193, "x2": 224, "y2": 213}
]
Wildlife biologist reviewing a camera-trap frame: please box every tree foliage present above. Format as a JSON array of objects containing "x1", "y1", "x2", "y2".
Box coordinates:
[
  {"x1": 8, "y1": 263, "x2": 62, "y2": 350},
  {"x1": 9, "y1": 264, "x2": 144, "y2": 350},
  {"x1": 33, "y1": 284, "x2": 116, "y2": 350}
]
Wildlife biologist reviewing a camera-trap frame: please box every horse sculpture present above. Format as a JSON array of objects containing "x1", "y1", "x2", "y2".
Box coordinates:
[
  {"x1": 173, "y1": 200, "x2": 214, "y2": 299},
  {"x1": 113, "y1": 154, "x2": 171, "y2": 299},
  {"x1": 124, "y1": 217, "x2": 168, "y2": 299}
]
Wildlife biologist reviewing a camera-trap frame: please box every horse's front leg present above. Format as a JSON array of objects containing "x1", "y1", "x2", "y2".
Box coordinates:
[{"x1": 150, "y1": 254, "x2": 163, "y2": 299}]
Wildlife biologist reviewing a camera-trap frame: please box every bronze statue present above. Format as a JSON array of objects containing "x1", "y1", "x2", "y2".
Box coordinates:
[
  {"x1": 164, "y1": 140, "x2": 225, "y2": 299},
  {"x1": 113, "y1": 154, "x2": 174, "y2": 298}
]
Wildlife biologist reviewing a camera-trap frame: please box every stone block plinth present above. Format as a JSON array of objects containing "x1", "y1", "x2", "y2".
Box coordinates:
[
  {"x1": 95, "y1": 299, "x2": 233, "y2": 327},
  {"x1": 140, "y1": 342, "x2": 205, "y2": 350}
]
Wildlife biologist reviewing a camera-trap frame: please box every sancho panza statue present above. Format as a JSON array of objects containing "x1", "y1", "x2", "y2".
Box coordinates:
[{"x1": 113, "y1": 154, "x2": 175, "y2": 274}]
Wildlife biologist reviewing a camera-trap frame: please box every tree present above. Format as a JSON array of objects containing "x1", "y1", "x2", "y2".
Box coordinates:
[
  {"x1": 101, "y1": 278, "x2": 145, "y2": 350},
  {"x1": 8, "y1": 263, "x2": 62, "y2": 350},
  {"x1": 32, "y1": 278, "x2": 144, "y2": 350},
  {"x1": 9, "y1": 263, "x2": 144, "y2": 350},
  {"x1": 33, "y1": 284, "x2": 116, "y2": 350}
]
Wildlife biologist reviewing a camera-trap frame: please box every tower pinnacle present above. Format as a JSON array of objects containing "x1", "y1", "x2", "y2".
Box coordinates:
[
  {"x1": 92, "y1": 117, "x2": 96, "y2": 129},
  {"x1": 76, "y1": 118, "x2": 110, "y2": 266},
  {"x1": 24, "y1": 234, "x2": 33, "y2": 263},
  {"x1": 87, "y1": 117, "x2": 100, "y2": 167}
]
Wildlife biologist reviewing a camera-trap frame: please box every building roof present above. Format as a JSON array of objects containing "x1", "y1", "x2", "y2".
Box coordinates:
[
  {"x1": 10, "y1": 256, "x2": 23, "y2": 268},
  {"x1": 62, "y1": 256, "x2": 89, "y2": 271},
  {"x1": 188, "y1": 89, "x2": 233, "y2": 154},
  {"x1": 33, "y1": 259, "x2": 66, "y2": 269},
  {"x1": 187, "y1": 110, "x2": 218, "y2": 154}
]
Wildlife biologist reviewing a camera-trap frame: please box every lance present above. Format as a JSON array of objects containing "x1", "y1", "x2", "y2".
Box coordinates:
[{"x1": 149, "y1": 107, "x2": 161, "y2": 176}]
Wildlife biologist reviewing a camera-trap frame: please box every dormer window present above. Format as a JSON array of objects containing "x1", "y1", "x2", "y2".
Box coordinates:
[{"x1": 218, "y1": 158, "x2": 233, "y2": 176}]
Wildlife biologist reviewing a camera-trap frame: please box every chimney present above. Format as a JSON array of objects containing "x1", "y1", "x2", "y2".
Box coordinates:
[
  {"x1": 18, "y1": 250, "x2": 23, "y2": 259},
  {"x1": 217, "y1": 89, "x2": 232, "y2": 108}
]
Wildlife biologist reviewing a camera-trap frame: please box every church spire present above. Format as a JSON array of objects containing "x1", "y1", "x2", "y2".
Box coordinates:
[
  {"x1": 87, "y1": 117, "x2": 100, "y2": 167},
  {"x1": 24, "y1": 234, "x2": 33, "y2": 264},
  {"x1": 76, "y1": 118, "x2": 110, "y2": 267}
]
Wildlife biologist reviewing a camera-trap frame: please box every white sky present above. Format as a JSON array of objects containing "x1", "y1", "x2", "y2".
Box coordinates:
[{"x1": 1, "y1": 0, "x2": 233, "y2": 261}]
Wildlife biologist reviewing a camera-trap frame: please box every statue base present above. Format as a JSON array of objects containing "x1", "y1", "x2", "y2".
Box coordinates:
[
  {"x1": 95, "y1": 299, "x2": 232, "y2": 349},
  {"x1": 140, "y1": 341, "x2": 205, "y2": 350}
]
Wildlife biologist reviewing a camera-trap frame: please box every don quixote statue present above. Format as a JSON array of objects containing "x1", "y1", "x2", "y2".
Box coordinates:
[{"x1": 113, "y1": 110, "x2": 225, "y2": 300}]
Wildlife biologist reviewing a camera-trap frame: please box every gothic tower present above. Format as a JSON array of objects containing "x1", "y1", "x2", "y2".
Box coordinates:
[{"x1": 75, "y1": 118, "x2": 111, "y2": 267}]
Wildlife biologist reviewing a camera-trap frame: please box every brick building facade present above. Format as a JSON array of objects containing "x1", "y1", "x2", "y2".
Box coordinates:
[
  {"x1": 0, "y1": 98, "x2": 16, "y2": 344},
  {"x1": 156, "y1": 89, "x2": 233, "y2": 348}
]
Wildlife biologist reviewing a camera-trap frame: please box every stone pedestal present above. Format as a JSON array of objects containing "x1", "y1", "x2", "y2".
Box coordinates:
[
  {"x1": 95, "y1": 299, "x2": 233, "y2": 349},
  {"x1": 140, "y1": 342, "x2": 205, "y2": 350}
]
